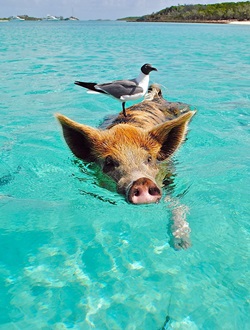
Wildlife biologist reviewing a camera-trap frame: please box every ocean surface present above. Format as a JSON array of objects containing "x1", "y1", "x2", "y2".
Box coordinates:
[{"x1": 0, "y1": 20, "x2": 249, "y2": 329}]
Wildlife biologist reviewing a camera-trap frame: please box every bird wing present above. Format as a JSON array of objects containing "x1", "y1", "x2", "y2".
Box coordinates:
[
  {"x1": 74, "y1": 81, "x2": 107, "y2": 94},
  {"x1": 96, "y1": 79, "x2": 143, "y2": 99}
]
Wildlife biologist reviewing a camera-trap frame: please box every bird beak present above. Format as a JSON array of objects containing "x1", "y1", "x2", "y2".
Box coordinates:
[{"x1": 151, "y1": 67, "x2": 157, "y2": 72}]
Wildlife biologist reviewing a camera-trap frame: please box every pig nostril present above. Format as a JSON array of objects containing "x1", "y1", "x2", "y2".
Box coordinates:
[
  {"x1": 149, "y1": 187, "x2": 161, "y2": 196},
  {"x1": 134, "y1": 188, "x2": 140, "y2": 196}
]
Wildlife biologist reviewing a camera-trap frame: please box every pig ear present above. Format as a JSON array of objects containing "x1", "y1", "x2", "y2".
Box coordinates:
[
  {"x1": 56, "y1": 114, "x2": 102, "y2": 162},
  {"x1": 149, "y1": 111, "x2": 196, "y2": 161}
]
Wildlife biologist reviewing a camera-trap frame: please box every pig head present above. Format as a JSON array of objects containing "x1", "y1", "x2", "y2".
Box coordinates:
[{"x1": 56, "y1": 107, "x2": 195, "y2": 204}]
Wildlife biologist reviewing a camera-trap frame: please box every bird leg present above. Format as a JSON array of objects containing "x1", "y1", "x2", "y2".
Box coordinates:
[{"x1": 122, "y1": 102, "x2": 127, "y2": 117}]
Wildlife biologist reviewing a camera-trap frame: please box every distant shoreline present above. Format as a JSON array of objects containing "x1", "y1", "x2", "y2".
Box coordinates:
[
  {"x1": 0, "y1": 15, "x2": 79, "y2": 22},
  {"x1": 123, "y1": 1, "x2": 250, "y2": 23},
  {"x1": 120, "y1": 19, "x2": 250, "y2": 25},
  {"x1": 228, "y1": 20, "x2": 250, "y2": 24},
  {"x1": 1, "y1": 18, "x2": 250, "y2": 25}
]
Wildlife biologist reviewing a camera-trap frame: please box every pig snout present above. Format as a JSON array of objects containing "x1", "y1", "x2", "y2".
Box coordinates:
[{"x1": 127, "y1": 177, "x2": 162, "y2": 204}]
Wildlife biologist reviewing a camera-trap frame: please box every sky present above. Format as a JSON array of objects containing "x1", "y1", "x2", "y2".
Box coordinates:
[{"x1": 0, "y1": 0, "x2": 246, "y2": 20}]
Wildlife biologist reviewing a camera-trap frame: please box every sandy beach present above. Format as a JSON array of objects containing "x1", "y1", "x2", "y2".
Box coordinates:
[{"x1": 229, "y1": 20, "x2": 250, "y2": 24}]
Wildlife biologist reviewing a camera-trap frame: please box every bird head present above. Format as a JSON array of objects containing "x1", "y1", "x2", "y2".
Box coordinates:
[{"x1": 141, "y1": 63, "x2": 158, "y2": 75}]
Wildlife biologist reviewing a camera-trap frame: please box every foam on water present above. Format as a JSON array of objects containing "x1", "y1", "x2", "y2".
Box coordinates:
[{"x1": 0, "y1": 21, "x2": 249, "y2": 329}]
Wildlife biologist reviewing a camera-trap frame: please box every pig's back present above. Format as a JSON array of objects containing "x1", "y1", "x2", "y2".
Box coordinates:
[{"x1": 100, "y1": 97, "x2": 192, "y2": 131}]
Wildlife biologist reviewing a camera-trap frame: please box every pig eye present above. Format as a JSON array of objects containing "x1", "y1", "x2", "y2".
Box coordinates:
[
  {"x1": 147, "y1": 155, "x2": 152, "y2": 163},
  {"x1": 103, "y1": 156, "x2": 119, "y2": 173}
]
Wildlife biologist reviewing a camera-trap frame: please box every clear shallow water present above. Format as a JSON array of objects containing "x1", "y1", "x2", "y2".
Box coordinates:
[{"x1": 0, "y1": 21, "x2": 249, "y2": 329}]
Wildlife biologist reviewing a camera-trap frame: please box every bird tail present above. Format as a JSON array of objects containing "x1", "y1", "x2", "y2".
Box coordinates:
[{"x1": 74, "y1": 81, "x2": 106, "y2": 94}]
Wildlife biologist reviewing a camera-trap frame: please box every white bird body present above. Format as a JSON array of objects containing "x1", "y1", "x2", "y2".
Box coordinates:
[
  {"x1": 120, "y1": 72, "x2": 150, "y2": 102},
  {"x1": 75, "y1": 63, "x2": 157, "y2": 116}
]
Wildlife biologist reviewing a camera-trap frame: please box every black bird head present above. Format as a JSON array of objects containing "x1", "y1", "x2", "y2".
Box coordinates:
[{"x1": 141, "y1": 63, "x2": 158, "y2": 75}]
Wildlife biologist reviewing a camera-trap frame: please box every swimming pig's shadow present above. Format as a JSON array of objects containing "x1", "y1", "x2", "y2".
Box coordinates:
[
  {"x1": 160, "y1": 170, "x2": 192, "y2": 250},
  {"x1": 72, "y1": 158, "x2": 191, "y2": 250}
]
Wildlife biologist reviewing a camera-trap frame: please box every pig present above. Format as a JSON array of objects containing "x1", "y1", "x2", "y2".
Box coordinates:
[{"x1": 56, "y1": 84, "x2": 196, "y2": 248}]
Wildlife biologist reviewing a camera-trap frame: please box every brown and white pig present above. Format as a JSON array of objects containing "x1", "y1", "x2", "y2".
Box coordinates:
[
  {"x1": 56, "y1": 84, "x2": 196, "y2": 248},
  {"x1": 56, "y1": 84, "x2": 195, "y2": 204}
]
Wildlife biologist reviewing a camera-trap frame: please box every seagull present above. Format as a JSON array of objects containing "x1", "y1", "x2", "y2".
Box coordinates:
[{"x1": 74, "y1": 63, "x2": 157, "y2": 117}]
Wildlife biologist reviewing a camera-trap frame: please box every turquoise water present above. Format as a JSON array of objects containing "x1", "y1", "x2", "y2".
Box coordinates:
[{"x1": 0, "y1": 20, "x2": 249, "y2": 329}]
